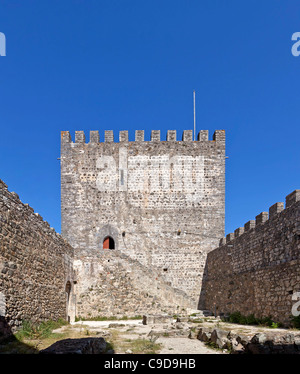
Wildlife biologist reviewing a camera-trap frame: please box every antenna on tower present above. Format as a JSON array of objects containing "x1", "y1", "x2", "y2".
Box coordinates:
[{"x1": 193, "y1": 90, "x2": 196, "y2": 141}]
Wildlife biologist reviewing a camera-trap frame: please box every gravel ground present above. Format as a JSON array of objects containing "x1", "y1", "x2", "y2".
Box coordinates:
[
  {"x1": 68, "y1": 320, "x2": 223, "y2": 354},
  {"x1": 156, "y1": 337, "x2": 222, "y2": 354}
]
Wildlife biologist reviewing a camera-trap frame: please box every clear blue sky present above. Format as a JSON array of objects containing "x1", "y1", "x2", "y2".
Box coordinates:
[{"x1": 0, "y1": 0, "x2": 300, "y2": 236}]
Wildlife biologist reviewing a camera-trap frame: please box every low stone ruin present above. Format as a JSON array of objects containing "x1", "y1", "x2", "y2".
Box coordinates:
[
  {"x1": 40, "y1": 337, "x2": 107, "y2": 354},
  {"x1": 195, "y1": 326, "x2": 300, "y2": 354},
  {"x1": 142, "y1": 314, "x2": 174, "y2": 325}
]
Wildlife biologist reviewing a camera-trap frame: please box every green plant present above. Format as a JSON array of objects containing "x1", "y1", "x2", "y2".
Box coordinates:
[
  {"x1": 228, "y1": 311, "x2": 255, "y2": 325},
  {"x1": 228, "y1": 311, "x2": 243, "y2": 324},
  {"x1": 205, "y1": 341, "x2": 222, "y2": 351},
  {"x1": 132, "y1": 315, "x2": 142, "y2": 320},
  {"x1": 15, "y1": 319, "x2": 68, "y2": 341},
  {"x1": 75, "y1": 315, "x2": 115, "y2": 322},
  {"x1": 291, "y1": 315, "x2": 300, "y2": 329},
  {"x1": 258, "y1": 316, "x2": 273, "y2": 327},
  {"x1": 227, "y1": 312, "x2": 281, "y2": 328},
  {"x1": 244, "y1": 314, "x2": 257, "y2": 325},
  {"x1": 75, "y1": 314, "x2": 142, "y2": 322},
  {"x1": 270, "y1": 322, "x2": 279, "y2": 329}
]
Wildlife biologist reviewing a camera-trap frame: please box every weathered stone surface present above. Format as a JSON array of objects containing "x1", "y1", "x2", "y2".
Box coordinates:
[
  {"x1": 202, "y1": 195, "x2": 300, "y2": 327},
  {"x1": 210, "y1": 328, "x2": 230, "y2": 349},
  {"x1": 40, "y1": 337, "x2": 107, "y2": 354},
  {"x1": 236, "y1": 334, "x2": 252, "y2": 347},
  {"x1": 61, "y1": 130, "x2": 226, "y2": 311},
  {"x1": 188, "y1": 327, "x2": 201, "y2": 339},
  {"x1": 108, "y1": 323, "x2": 125, "y2": 328},
  {"x1": 230, "y1": 336, "x2": 245, "y2": 353},
  {"x1": 148, "y1": 322, "x2": 191, "y2": 338},
  {"x1": 143, "y1": 314, "x2": 173, "y2": 325},
  {"x1": 195, "y1": 325, "x2": 300, "y2": 354},
  {"x1": 0, "y1": 180, "x2": 75, "y2": 335},
  {"x1": 197, "y1": 327, "x2": 212, "y2": 342},
  {"x1": 246, "y1": 333, "x2": 272, "y2": 354},
  {"x1": 74, "y1": 250, "x2": 193, "y2": 319}
]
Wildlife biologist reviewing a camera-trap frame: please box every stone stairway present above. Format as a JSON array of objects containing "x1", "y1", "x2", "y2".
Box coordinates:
[{"x1": 74, "y1": 250, "x2": 196, "y2": 319}]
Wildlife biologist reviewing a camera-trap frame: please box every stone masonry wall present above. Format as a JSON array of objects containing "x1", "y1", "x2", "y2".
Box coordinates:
[
  {"x1": 0, "y1": 179, "x2": 75, "y2": 335},
  {"x1": 202, "y1": 190, "x2": 300, "y2": 326},
  {"x1": 61, "y1": 129, "x2": 225, "y2": 306},
  {"x1": 74, "y1": 250, "x2": 194, "y2": 319}
]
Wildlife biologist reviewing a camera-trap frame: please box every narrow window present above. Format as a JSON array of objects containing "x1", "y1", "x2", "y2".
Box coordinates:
[{"x1": 120, "y1": 169, "x2": 124, "y2": 185}]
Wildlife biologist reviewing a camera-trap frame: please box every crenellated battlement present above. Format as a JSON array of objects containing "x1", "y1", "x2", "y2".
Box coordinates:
[
  {"x1": 205, "y1": 188, "x2": 300, "y2": 325},
  {"x1": 0, "y1": 179, "x2": 62, "y2": 239},
  {"x1": 219, "y1": 189, "x2": 300, "y2": 246},
  {"x1": 61, "y1": 129, "x2": 225, "y2": 144}
]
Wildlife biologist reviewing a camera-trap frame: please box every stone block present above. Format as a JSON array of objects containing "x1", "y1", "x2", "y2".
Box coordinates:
[
  {"x1": 40, "y1": 338, "x2": 107, "y2": 354},
  {"x1": 269, "y1": 202, "x2": 284, "y2": 219},
  {"x1": 142, "y1": 314, "x2": 173, "y2": 325},
  {"x1": 90, "y1": 131, "x2": 99, "y2": 143},
  {"x1": 286, "y1": 190, "x2": 300, "y2": 208}
]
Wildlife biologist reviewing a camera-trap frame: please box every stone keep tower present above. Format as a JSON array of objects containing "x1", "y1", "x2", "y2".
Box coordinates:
[{"x1": 61, "y1": 129, "x2": 225, "y2": 305}]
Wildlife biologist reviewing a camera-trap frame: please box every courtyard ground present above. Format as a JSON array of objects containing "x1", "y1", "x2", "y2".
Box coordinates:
[{"x1": 2, "y1": 316, "x2": 299, "y2": 354}]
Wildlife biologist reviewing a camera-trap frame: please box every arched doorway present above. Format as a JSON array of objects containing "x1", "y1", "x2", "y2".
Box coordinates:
[
  {"x1": 98, "y1": 224, "x2": 119, "y2": 251},
  {"x1": 103, "y1": 236, "x2": 115, "y2": 249}
]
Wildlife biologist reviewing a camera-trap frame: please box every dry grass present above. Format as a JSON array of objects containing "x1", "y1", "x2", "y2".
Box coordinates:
[
  {"x1": 1, "y1": 323, "x2": 161, "y2": 354},
  {"x1": 105, "y1": 328, "x2": 161, "y2": 354},
  {"x1": 0, "y1": 324, "x2": 99, "y2": 353}
]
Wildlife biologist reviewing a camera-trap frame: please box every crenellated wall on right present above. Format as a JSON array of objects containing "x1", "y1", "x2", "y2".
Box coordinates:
[{"x1": 201, "y1": 190, "x2": 300, "y2": 326}]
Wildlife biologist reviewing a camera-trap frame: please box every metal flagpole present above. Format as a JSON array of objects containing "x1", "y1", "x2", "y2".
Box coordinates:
[{"x1": 193, "y1": 90, "x2": 196, "y2": 141}]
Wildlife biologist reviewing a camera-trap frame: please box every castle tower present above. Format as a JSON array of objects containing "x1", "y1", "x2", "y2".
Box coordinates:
[{"x1": 60, "y1": 129, "x2": 225, "y2": 306}]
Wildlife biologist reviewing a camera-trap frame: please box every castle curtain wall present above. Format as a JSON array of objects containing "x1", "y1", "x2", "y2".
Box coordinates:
[
  {"x1": 202, "y1": 191, "x2": 300, "y2": 326},
  {"x1": 0, "y1": 180, "x2": 74, "y2": 335}
]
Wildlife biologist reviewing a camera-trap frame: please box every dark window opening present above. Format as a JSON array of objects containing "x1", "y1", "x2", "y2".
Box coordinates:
[
  {"x1": 65, "y1": 281, "x2": 71, "y2": 300},
  {"x1": 103, "y1": 236, "x2": 115, "y2": 250}
]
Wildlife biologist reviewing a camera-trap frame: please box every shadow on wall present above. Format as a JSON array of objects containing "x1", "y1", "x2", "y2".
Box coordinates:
[
  {"x1": 197, "y1": 261, "x2": 209, "y2": 312},
  {"x1": 0, "y1": 317, "x2": 39, "y2": 354}
]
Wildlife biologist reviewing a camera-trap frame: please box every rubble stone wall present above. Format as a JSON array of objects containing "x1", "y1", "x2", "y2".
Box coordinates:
[
  {"x1": 202, "y1": 190, "x2": 300, "y2": 326},
  {"x1": 0, "y1": 180, "x2": 74, "y2": 335},
  {"x1": 74, "y1": 250, "x2": 194, "y2": 319}
]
